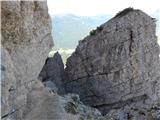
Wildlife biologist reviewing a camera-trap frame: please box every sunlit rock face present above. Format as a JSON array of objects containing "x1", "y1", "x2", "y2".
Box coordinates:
[
  {"x1": 65, "y1": 8, "x2": 160, "y2": 114},
  {"x1": 1, "y1": 1, "x2": 53, "y2": 119}
]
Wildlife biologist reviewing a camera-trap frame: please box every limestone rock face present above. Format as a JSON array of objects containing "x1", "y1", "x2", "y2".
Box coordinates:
[
  {"x1": 39, "y1": 52, "x2": 65, "y2": 94},
  {"x1": 1, "y1": 1, "x2": 103, "y2": 120},
  {"x1": 65, "y1": 9, "x2": 160, "y2": 114},
  {"x1": 1, "y1": 1, "x2": 53, "y2": 83},
  {"x1": 1, "y1": 1, "x2": 53, "y2": 119}
]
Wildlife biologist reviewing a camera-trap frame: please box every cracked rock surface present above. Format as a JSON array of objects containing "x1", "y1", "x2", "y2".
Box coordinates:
[
  {"x1": 65, "y1": 9, "x2": 160, "y2": 114},
  {"x1": 1, "y1": 1, "x2": 54, "y2": 119},
  {"x1": 1, "y1": 2, "x2": 160, "y2": 120},
  {"x1": 1, "y1": 1, "x2": 103, "y2": 120}
]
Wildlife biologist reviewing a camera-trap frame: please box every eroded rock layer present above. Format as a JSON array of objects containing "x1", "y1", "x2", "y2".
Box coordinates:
[{"x1": 65, "y1": 9, "x2": 160, "y2": 114}]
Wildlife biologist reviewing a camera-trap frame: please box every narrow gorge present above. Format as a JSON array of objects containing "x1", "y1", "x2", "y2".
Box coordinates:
[{"x1": 1, "y1": 1, "x2": 160, "y2": 120}]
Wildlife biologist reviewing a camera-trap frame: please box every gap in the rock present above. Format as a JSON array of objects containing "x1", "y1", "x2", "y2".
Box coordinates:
[
  {"x1": 37, "y1": 14, "x2": 113, "y2": 116},
  {"x1": 46, "y1": 0, "x2": 160, "y2": 64},
  {"x1": 47, "y1": 14, "x2": 112, "y2": 64},
  {"x1": 38, "y1": 1, "x2": 160, "y2": 117}
]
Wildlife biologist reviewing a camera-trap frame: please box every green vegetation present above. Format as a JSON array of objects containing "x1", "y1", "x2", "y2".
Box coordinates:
[
  {"x1": 33, "y1": 1, "x2": 42, "y2": 11},
  {"x1": 114, "y1": 7, "x2": 134, "y2": 18},
  {"x1": 89, "y1": 25, "x2": 103, "y2": 36},
  {"x1": 64, "y1": 102, "x2": 77, "y2": 115},
  {"x1": 138, "y1": 110, "x2": 146, "y2": 115},
  {"x1": 79, "y1": 116, "x2": 84, "y2": 120},
  {"x1": 87, "y1": 115, "x2": 93, "y2": 120},
  {"x1": 150, "y1": 102, "x2": 160, "y2": 110},
  {"x1": 97, "y1": 26, "x2": 103, "y2": 31},
  {"x1": 90, "y1": 29, "x2": 96, "y2": 36},
  {"x1": 71, "y1": 95, "x2": 78, "y2": 102}
]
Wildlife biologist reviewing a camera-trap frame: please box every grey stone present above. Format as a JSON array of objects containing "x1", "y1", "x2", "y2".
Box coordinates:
[
  {"x1": 65, "y1": 8, "x2": 160, "y2": 114},
  {"x1": 43, "y1": 80, "x2": 58, "y2": 93},
  {"x1": 39, "y1": 52, "x2": 65, "y2": 94},
  {"x1": 1, "y1": 1, "x2": 103, "y2": 120},
  {"x1": 2, "y1": 3, "x2": 160, "y2": 120},
  {"x1": 21, "y1": 80, "x2": 79, "y2": 120},
  {"x1": 103, "y1": 102, "x2": 160, "y2": 120},
  {"x1": 1, "y1": 1, "x2": 54, "y2": 119}
]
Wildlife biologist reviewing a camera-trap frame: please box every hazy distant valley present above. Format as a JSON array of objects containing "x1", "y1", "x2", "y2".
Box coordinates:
[{"x1": 50, "y1": 12, "x2": 160, "y2": 62}]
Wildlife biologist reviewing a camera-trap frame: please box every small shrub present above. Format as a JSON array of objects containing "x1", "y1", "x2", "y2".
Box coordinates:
[
  {"x1": 90, "y1": 30, "x2": 96, "y2": 36},
  {"x1": 79, "y1": 116, "x2": 84, "y2": 120},
  {"x1": 150, "y1": 104, "x2": 160, "y2": 110},
  {"x1": 87, "y1": 115, "x2": 92, "y2": 120},
  {"x1": 138, "y1": 110, "x2": 146, "y2": 116},
  {"x1": 114, "y1": 7, "x2": 134, "y2": 18},
  {"x1": 97, "y1": 26, "x2": 103, "y2": 31},
  {"x1": 71, "y1": 95, "x2": 78, "y2": 102},
  {"x1": 33, "y1": 1, "x2": 41, "y2": 11},
  {"x1": 64, "y1": 102, "x2": 77, "y2": 115}
]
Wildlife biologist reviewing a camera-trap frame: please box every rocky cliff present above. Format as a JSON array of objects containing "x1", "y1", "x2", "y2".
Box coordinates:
[
  {"x1": 65, "y1": 8, "x2": 160, "y2": 114},
  {"x1": 1, "y1": 1, "x2": 53, "y2": 119},
  {"x1": 1, "y1": 1, "x2": 104, "y2": 120}
]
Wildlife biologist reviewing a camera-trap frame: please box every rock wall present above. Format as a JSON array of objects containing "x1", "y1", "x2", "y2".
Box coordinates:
[
  {"x1": 65, "y1": 8, "x2": 160, "y2": 114},
  {"x1": 1, "y1": 1, "x2": 54, "y2": 119},
  {"x1": 1, "y1": 1, "x2": 104, "y2": 120}
]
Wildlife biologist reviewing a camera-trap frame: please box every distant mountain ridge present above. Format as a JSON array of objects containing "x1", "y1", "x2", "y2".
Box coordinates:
[
  {"x1": 51, "y1": 13, "x2": 159, "y2": 50},
  {"x1": 50, "y1": 13, "x2": 159, "y2": 62},
  {"x1": 51, "y1": 14, "x2": 112, "y2": 49}
]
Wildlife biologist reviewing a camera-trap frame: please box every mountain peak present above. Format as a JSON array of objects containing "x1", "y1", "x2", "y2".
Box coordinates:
[{"x1": 114, "y1": 7, "x2": 135, "y2": 18}]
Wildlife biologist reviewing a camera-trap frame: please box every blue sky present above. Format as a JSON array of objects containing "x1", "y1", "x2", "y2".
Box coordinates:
[{"x1": 47, "y1": 0, "x2": 160, "y2": 16}]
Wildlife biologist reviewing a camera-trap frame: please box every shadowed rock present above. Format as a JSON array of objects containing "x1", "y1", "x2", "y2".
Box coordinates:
[{"x1": 39, "y1": 52, "x2": 65, "y2": 94}]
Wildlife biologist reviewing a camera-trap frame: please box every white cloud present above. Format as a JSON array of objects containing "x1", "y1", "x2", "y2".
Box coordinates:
[
  {"x1": 48, "y1": 48, "x2": 75, "y2": 57},
  {"x1": 57, "y1": 48, "x2": 75, "y2": 54},
  {"x1": 47, "y1": 0, "x2": 160, "y2": 16}
]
